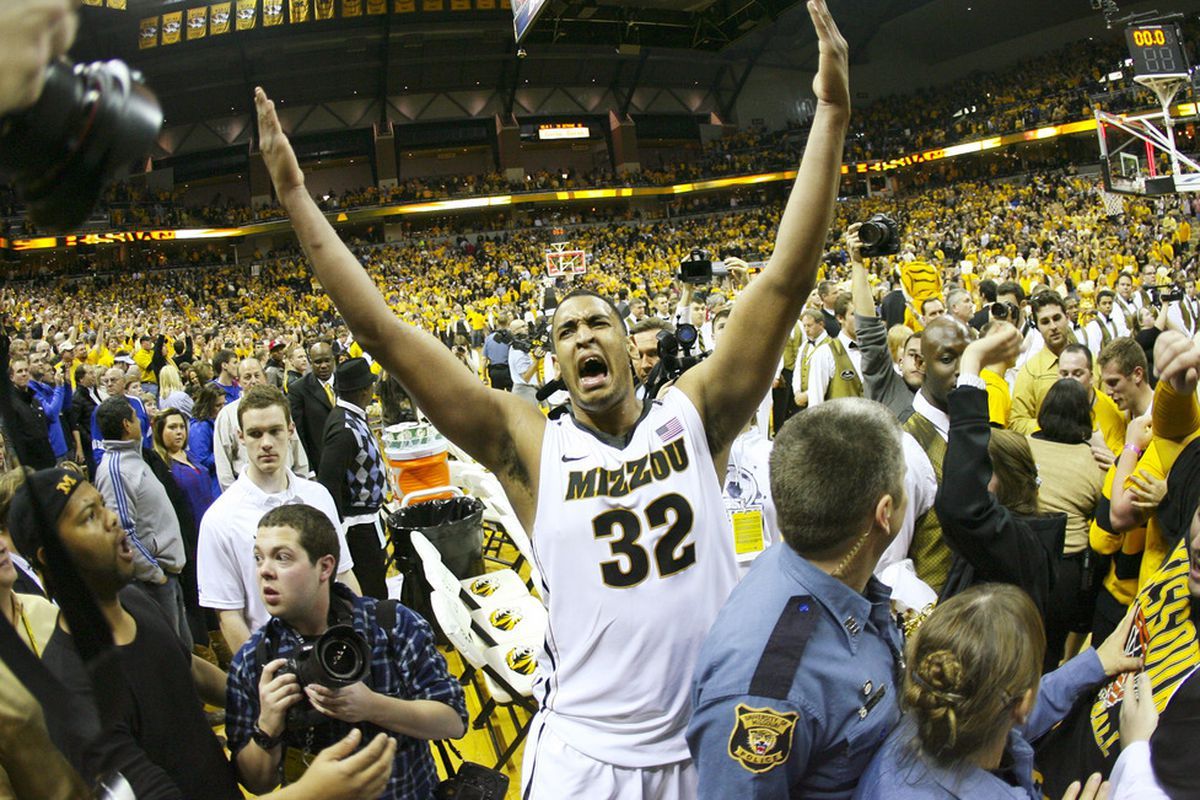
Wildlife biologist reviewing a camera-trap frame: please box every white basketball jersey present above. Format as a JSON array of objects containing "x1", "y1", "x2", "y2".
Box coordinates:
[{"x1": 531, "y1": 389, "x2": 739, "y2": 767}]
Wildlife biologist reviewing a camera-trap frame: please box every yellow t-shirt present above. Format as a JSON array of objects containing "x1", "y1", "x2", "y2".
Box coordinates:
[
  {"x1": 1129, "y1": 431, "x2": 1200, "y2": 587},
  {"x1": 133, "y1": 347, "x2": 157, "y2": 384},
  {"x1": 88, "y1": 346, "x2": 114, "y2": 369},
  {"x1": 982, "y1": 368, "x2": 1011, "y2": 427},
  {"x1": 1089, "y1": 465, "x2": 1145, "y2": 607},
  {"x1": 1093, "y1": 392, "x2": 1127, "y2": 457}
]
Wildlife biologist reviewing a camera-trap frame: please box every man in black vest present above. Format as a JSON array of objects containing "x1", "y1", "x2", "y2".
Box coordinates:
[
  {"x1": 317, "y1": 358, "x2": 388, "y2": 599},
  {"x1": 289, "y1": 341, "x2": 336, "y2": 471}
]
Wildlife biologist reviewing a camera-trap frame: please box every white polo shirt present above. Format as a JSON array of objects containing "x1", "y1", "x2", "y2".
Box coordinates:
[{"x1": 197, "y1": 469, "x2": 355, "y2": 636}]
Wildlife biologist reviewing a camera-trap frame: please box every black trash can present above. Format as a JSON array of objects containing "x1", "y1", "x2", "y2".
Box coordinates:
[{"x1": 387, "y1": 496, "x2": 485, "y2": 637}]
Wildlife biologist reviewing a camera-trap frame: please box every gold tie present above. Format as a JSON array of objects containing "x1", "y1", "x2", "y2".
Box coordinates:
[{"x1": 323, "y1": 382, "x2": 334, "y2": 405}]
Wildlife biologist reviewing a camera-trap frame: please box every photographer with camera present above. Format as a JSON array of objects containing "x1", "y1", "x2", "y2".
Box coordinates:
[
  {"x1": 506, "y1": 319, "x2": 545, "y2": 406},
  {"x1": 227, "y1": 503, "x2": 466, "y2": 799}
]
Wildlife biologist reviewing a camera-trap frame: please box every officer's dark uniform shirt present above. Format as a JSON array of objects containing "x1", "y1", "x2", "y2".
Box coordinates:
[{"x1": 688, "y1": 541, "x2": 903, "y2": 800}]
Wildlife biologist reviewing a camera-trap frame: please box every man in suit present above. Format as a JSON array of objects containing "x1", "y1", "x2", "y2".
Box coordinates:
[
  {"x1": 317, "y1": 358, "x2": 388, "y2": 599},
  {"x1": 289, "y1": 341, "x2": 336, "y2": 471}
]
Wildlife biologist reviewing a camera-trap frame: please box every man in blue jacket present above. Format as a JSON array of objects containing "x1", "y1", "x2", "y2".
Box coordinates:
[
  {"x1": 94, "y1": 395, "x2": 190, "y2": 647},
  {"x1": 29, "y1": 360, "x2": 71, "y2": 462}
]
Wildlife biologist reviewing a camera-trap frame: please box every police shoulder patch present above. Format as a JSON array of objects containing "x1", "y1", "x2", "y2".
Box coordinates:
[{"x1": 728, "y1": 703, "x2": 799, "y2": 774}]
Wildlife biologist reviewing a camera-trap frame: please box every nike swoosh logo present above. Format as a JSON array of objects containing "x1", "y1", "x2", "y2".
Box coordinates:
[{"x1": 561, "y1": 454, "x2": 588, "y2": 463}]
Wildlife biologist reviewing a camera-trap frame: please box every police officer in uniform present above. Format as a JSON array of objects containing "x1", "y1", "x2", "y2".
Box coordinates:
[{"x1": 688, "y1": 399, "x2": 907, "y2": 799}]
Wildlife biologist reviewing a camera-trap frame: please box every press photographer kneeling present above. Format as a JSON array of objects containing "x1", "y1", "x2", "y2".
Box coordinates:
[{"x1": 227, "y1": 504, "x2": 467, "y2": 799}]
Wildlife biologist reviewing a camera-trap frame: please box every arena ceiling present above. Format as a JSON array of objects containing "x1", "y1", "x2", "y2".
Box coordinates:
[{"x1": 71, "y1": 0, "x2": 1141, "y2": 131}]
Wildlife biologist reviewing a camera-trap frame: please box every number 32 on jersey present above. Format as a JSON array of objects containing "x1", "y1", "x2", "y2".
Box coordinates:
[{"x1": 592, "y1": 493, "x2": 696, "y2": 587}]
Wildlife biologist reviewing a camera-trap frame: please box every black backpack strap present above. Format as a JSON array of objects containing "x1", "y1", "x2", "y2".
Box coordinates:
[{"x1": 375, "y1": 598, "x2": 399, "y2": 633}]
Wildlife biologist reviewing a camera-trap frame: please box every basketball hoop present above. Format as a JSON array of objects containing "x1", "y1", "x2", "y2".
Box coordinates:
[{"x1": 545, "y1": 240, "x2": 588, "y2": 276}]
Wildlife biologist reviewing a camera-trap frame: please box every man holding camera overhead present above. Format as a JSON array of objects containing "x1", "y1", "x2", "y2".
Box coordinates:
[{"x1": 226, "y1": 503, "x2": 466, "y2": 799}]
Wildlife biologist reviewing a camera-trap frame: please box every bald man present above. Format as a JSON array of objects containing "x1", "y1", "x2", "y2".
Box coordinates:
[{"x1": 889, "y1": 317, "x2": 972, "y2": 592}]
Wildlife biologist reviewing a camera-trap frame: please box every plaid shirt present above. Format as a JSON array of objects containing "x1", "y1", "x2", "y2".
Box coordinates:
[{"x1": 226, "y1": 585, "x2": 467, "y2": 799}]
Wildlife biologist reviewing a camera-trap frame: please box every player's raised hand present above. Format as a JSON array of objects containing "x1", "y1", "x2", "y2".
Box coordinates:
[
  {"x1": 254, "y1": 87, "x2": 307, "y2": 204},
  {"x1": 807, "y1": 0, "x2": 849, "y2": 111},
  {"x1": 1154, "y1": 330, "x2": 1200, "y2": 395}
]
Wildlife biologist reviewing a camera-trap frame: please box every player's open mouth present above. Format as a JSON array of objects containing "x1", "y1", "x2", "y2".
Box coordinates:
[
  {"x1": 579, "y1": 355, "x2": 609, "y2": 390},
  {"x1": 118, "y1": 537, "x2": 134, "y2": 562}
]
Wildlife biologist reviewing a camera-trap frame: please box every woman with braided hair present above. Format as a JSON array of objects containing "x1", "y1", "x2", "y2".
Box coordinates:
[{"x1": 853, "y1": 583, "x2": 1142, "y2": 800}]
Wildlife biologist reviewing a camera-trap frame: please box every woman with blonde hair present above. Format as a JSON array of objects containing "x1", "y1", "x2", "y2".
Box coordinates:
[
  {"x1": 157, "y1": 364, "x2": 193, "y2": 417},
  {"x1": 854, "y1": 583, "x2": 1142, "y2": 799}
]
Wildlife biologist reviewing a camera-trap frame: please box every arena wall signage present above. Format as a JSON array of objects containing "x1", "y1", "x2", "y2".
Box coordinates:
[
  {"x1": 8, "y1": 229, "x2": 241, "y2": 251},
  {"x1": 538, "y1": 123, "x2": 591, "y2": 141}
]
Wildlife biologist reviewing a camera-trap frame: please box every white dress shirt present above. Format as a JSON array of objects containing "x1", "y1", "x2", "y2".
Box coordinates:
[
  {"x1": 791, "y1": 330, "x2": 831, "y2": 397},
  {"x1": 197, "y1": 470, "x2": 355, "y2": 635},
  {"x1": 805, "y1": 331, "x2": 861, "y2": 407}
]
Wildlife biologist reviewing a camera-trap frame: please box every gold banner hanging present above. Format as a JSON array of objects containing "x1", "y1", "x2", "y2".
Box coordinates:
[
  {"x1": 264, "y1": 0, "x2": 284, "y2": 24},
  {"x1": 82, "y1": 0, "x2": 102, "y2": 6},
  {"x1": 106, "y1": 0, "x2": 127, "y2": 9},
  {"x1": 187, "y1": 6, "x2": 208, "y2": 39},
  {"x1": 289, "y1": 0, "x2": 310, "y2": 22},
  {"x1": 393, "y1": 0, "x2": 415, "y2": 11},
  {"x1": 315, "y1": 0, "x2": 335, "y2": 18},
  {"x1": 367, "y1": 0, "x2": 387, "y2": 13},
  {"x1": 236, "y1": 0, "x2": 258, "y2": 29},
  {"x1": 161, "y1": 10, "x2": 183, "y2": 43},
  {"x1": 138, "y1": 16, "x2": 159, "y2": 48},
  {"x1": 210, "y1": 3, "x2": 232, "y2": 34},
  {"x1": 342, "y1": 0, "x2": 362, "y2": 15}
]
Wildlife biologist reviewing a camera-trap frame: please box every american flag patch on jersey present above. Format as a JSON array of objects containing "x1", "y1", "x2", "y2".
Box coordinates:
[{"x1": 656, "y1": 417, "x2": 684, "y2": 442}]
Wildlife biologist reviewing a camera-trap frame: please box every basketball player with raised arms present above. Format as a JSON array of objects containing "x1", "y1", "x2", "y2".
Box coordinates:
[{"x1": 255, "y1": 2, "x2": 848, "y2": 794}]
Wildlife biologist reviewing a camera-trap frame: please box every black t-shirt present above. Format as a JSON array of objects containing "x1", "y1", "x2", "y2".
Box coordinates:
[{"x1": 41, "y1": 585, "x2": 239, "y2": 800}]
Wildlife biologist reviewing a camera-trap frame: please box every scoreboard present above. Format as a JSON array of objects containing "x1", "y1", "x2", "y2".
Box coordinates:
[{"x1": 1125, "y1": 24, "x2": 1189, "y2": 78}]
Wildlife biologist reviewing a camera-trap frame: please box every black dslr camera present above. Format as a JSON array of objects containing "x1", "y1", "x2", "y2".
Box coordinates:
[
  {"x1": 278, "y1": 624, "x2": 371, "y2": 730},
  {"x1": 858, "y1": 213, "x2": 901, "y2": 257},
  {"x1": 645, "y1": 323, "x2": 706, "y2": 397},
  {"x1": 509, "y1": 320, "x2": 549, "y2": 353},
  {"x1": 990, "y1": 301, "x2": 1021, "y2": 322},
  {"x1": 0, "y1": 59, "x2": 162, "y2": 232}
]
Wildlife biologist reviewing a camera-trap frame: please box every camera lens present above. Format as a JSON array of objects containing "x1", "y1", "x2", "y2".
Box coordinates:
[
  {"x1": 858, "y1": 221, "x2": 886, "y2": 246},
  {"x1": 0, "y1": 59, "x2": 162, "y2": 232},
  {"x1": 676, "y1": 324, "x2": 698, "y2": 348},
  {"x1": 310, "y1": 625, "x2": 370, "y2": 686},
  {"x1": 990, "y1": 302, "x2": 1010, "y2": 320}
]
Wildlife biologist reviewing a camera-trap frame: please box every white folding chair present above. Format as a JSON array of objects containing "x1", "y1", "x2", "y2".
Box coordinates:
[
  {"x1": 430, "y1": 590, "x2": 537, "y2": 770},
  {"x1": 467, "y1": 593, "x2": 547, "y2": 647},
  {"x1": 409, "y1": 529, "x2": 530, "y2": 609},
  {"x1": 480, "y1": 498, "x2": 541, "y2": 592}
]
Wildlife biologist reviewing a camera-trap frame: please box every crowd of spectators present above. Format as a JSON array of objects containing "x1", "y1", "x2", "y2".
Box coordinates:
[{"x1": 8, "y1": 29, "x2": 1190, "y2": 239}]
